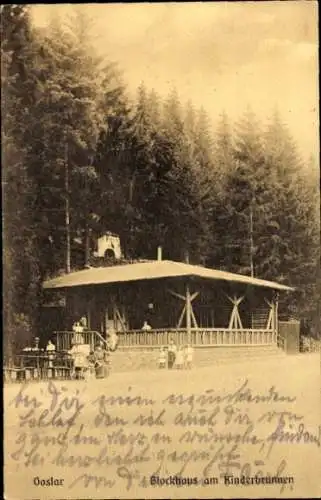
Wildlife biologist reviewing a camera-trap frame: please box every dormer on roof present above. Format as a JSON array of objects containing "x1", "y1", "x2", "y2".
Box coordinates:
[{"x1": 93, "y1": 232, "x2": 122, "y2": 260}]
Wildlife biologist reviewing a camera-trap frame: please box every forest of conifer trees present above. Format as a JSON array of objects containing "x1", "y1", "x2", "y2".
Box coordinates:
[{"x1": 2, "y1": 5, "x2": 320, "y2": 358}]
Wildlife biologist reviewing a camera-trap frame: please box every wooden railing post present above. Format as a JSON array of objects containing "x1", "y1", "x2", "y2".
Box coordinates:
[
  {"x1": 274, "y1": 292, "x2": 279, "y2": 344},
  {"x1": 186, "y1": 282, "x2": 192, "y2": 344},
  {"x1": 87, "y1": 327, "x2": 276, "y2": 349}
]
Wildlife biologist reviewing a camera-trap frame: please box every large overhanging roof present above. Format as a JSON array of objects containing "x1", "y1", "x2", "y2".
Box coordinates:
[{"x1": 43, "y1": 260, "x2": 294, "y2": 292}]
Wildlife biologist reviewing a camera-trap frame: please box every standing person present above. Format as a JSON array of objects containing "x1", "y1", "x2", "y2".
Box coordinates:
[
  {"x1": 80, "y1": 316, "x2": 88, "y2": 330},
  {"x1": 185, "y1": 343, "x2": 194, "y2": 369},
  {"x1": 175, "y1": 346, "x2": 184, "y2": 369},
  {"x1": 46, "y1": 340, "x2": 56, "y2": 369},
  {"x1": 87, "y1": 350, "x2": 96, "y2": 379},
  {"x1": 108, "y1": 328, "x2": 119, "y2": 352},
  {"x1": 142, "y1": 320, "x2": 152, "y2": 331},
  {"x1": 72, "y1": 320, "x2": 83, "y2": 333},
  {"x1": 72, "y1": 319, "x2": 84, "y2": 345},
  {"x1": 94, "y1": 341, "x2": 110, "y2": 379},
  {"x1": 69, "y1": 335, "x2": 86, "y2": 380},
  {"x1": 167, "y1": 339, "x2": 177, "y2": 369},
  {"x1": 158, "y1": 347, "x2": 166, "y2": 369}
]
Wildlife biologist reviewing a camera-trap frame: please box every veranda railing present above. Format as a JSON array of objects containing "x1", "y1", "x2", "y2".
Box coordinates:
[
  {"x1": 116, "y1": 328, "x2": 276, "y2": 347},
  {"x1": 54, "y1": 330, "x2": 108, "y2": 351}
]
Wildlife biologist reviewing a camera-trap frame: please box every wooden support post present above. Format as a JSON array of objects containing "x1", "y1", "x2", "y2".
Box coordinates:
[
  {"x1": 168, "y1": 289, "x2": 186, "y2": 301},
  {"x1": 227, "y1": 295, "x2": 244, "y2": 329},
  {"x1": 122, "y1": 306, "x2": 128, "y2": 330},
  {"x1": 191, "y1": 308, "x2": 198, "y2": 328},
  {"x1": 104, "y1": 308, "x2": 109, "y2": 335},
  {"x1": 186, "y1": 282, "x2": 192, "y2": 344},
  {"x1": 168, "y1": 288, "x2": 199, "y2": 303},
  {"x1": 210, "y1": 309, "x2": 215, "y2": 328},
  {"x1": 115, "y1": 306, "x2": 126, "y2": 332},
  {"x1": 112, "y1": 300, "x2": 117, "y2": 330},
  {"x1": 190, "y1": 291, "x2": 200, "y2": 302},
  {"x1": 274, "y1": 292, "x2": 279, "y2": 342},
  {"x1": 109, "y1": 296, "x2": 127, "y2": 332},
  {"x1": 268, "y1": 306, "x2": 274, "y2": 330},
  {"x1": 168, "y1": 287, "x2": 199, "y2": 334},
  {"x1": 264, "y1": 298, "x2": 274, "y2": 330},
  {"x1": 87, "y1": 305, "x2": 91, "y2": 330},
  {"x1": 177, "y1": 305, "x2": 186, "y2": 328}
]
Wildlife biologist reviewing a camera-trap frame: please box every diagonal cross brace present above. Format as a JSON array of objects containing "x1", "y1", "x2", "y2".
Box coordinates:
[{"x1": 168, "y1": 289, "x2": 199, "y2": 302}]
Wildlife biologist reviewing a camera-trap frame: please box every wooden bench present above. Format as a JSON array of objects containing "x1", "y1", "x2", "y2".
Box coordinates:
[
  {"x1": 53, "y1": 366, "x2": 72, "y2": 380},
  {"x1": 24, "y1": 366, "x2": 41, "y2": 381},
  {"x1": 4, "y1": 368, "x2": 25, "y2": 383}
]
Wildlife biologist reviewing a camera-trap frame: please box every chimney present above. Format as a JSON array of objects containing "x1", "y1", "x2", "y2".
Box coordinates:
[
  {"x1": 184, "y1": 250, "x2": 190, "y2": 264},
  {"x1": 157, "y1": 246, "x2": 162, "y2": 261}
]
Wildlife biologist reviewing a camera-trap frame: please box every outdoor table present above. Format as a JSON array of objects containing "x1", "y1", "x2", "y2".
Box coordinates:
[
  {"x1": 16, "y1": 351, "x2": 73, "y2": 380},
  {"x1": 52, "y1": 351, "x2": 73, "y2": 379},
  {"x1": 16, "y1": 350, "x2": 43, "y2": 380}
]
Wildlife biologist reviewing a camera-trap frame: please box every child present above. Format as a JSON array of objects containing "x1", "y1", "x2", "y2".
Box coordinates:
[
  {"x1": 158, "y1": 347, "x2": 166, "y2": 369},
  {"x1": 94, "y1": 342, "x2": 110, "y2": 379},
  {"x1": 87, "y1": 350, "x2": 96, "y2": 379},
  {"x1": 185, "y1": 344, "x2": 193, "y2": 369},
  {"x1": 46, "y1": 340, "x2": 56, "y2": 368},
  {"x1": 167, "y1": 339, "x2": 177, "y2": 369},
  {"x1": 175, "y1": 346, "x2": 184, "y2": 369}
]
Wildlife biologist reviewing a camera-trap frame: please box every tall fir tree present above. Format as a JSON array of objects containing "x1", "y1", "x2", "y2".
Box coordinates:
[
  {"x1": 2, "y1": 5, "x2": 42, "y2": 359},
  {"x1": 262, "y1": 111, "x2": 319, "y2": 327}
]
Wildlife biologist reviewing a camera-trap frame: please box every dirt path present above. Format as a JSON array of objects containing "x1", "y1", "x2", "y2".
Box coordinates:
[{"x1": 4, "y1": 353, "x2": 321, "y2": 499}]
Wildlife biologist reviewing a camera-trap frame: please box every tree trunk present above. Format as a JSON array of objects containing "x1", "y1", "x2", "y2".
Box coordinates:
[
  {"x1": 85, "y1": 223, "x2": 90, "y2": 267},
  {"x1": 65, "y1": 142, "x2": 71, "y2": 273},
  {"x1": 249, "y1": 202, "x2": 254, "y2": 277}
]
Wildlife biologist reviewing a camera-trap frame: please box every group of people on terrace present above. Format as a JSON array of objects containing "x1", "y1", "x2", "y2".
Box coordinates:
[
  {"x1": 142, "y1": 320, "x2": 194, "y2": 370},
  {"x1": 69, "y1": 316, "x2": 115, "y2": 379},
  {"x1": 158, "y1": 340, "x2": 193, "y2": 370}
]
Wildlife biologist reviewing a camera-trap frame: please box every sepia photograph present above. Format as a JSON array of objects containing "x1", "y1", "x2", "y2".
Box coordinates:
[{"x1": 2, "y1": 2, "x2": 320, "y2": 499}]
